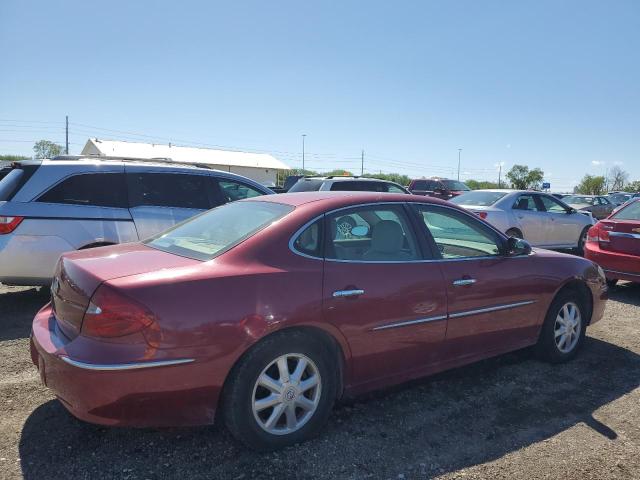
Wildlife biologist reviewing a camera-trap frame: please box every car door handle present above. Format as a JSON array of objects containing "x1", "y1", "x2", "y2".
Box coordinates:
[
  {"x1": 333, "y1": 289, "x2": 365, "y2": 298},
  {"x1": 452, "y1": 278, "x2": 476, "y2": 287}
]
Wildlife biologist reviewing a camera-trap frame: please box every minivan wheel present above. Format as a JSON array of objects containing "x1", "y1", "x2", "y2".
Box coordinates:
[
  {"x1": 222, "y1": 330, "x2": 337, "y2": 451},
  {"x1": 535, "y1": 290, "x2": 587, "y2": 363},
  {"x1": 506, "y1": 228, "x2": 523, "y2": 239}
]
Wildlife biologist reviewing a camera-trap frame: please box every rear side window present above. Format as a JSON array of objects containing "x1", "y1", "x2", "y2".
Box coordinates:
[
  {"x1": 217, "y1": 179, "x2": 265, "y2": 203},
  {"x1": 513, "y1": 194, "x2": 541, "y2": 211},
  {"x1": 330, "y1": 181, "x2": 389, "y2": 192},
  {"x1": 0, "y1": 169, "x2": 24, "y2": 201},
  {"x1": 292, "y1": 219, "x2": 324, "y2": 258},
  {"x1": 38, "y1": 173, "x2": 127, "y2": 208},
  {"x1": 128, "y1": 173, "x2": 212, "y2": 209}
]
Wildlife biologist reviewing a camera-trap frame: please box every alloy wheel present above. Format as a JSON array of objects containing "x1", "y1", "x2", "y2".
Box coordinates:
[
  {"x1": 554, "y1": 302, "x2": 582, "y2": 353},
  {"x1": 252, "y1": 353, "x2": 322, "y2": 436}
]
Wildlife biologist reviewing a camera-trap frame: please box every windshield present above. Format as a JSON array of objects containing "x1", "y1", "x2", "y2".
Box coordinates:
[
  {"x1": 612, "y1": 200, "x2": 640, "y2": 221},
  {"x1": 450, "y1": 191, "x2": 508, "y2": 206},
  {"x1": 146, "y1": 201, "x2": 294, "y2": 261},
  {"x1": 563, "y1": 195, "x2": 595, "y2": 205},
  {"x1": 441, "y1": 180, "x2": 470, "y2": 191}
]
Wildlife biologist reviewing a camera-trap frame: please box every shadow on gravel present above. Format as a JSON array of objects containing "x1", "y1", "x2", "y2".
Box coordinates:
[
  {"x1": 0, "y1": 286, "x2": 49, "y2": 342},
  {"x1": 609, "y1": 281, "x2": 640, "y2": 307},
  {"x1": 19, "y1": 337, "x2": 640, "y2": 480}
]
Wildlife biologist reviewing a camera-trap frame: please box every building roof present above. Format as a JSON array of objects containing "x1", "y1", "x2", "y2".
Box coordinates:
[{"x1": 81, "y1": 138, "x2": 290, "y2": 170}]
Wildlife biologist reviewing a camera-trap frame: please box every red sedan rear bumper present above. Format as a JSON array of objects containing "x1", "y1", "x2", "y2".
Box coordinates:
[
  {"x1": 584, "y1": 243, "x2": 640, "y2": 283},
  {"x1": 30, "y1": 304, "x2": 221, "y2": 427}
]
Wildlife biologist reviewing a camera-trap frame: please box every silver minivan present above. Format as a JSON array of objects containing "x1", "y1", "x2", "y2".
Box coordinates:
[{"x1": 0, "y1": 157, "x2": 273, "y2": 285}]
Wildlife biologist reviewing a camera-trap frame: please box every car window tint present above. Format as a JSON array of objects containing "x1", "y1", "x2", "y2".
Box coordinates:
[
  {"x1": 612, "y1": 201, "x2": 640, "y2": 220},
  {"x1": 513, "y1": 194, "x2": 540, "y2": 211},
  {"x1": 415, "y1": 206, "x2": 501, "y2": 259},
  {"x1": 38, "y1": 173, "x2": 127, "y2": 208},
  {"x1": 326, "y1": 205, "x2": 419, "y2": 261},
  {"x1": 539, "y1": 195, "x2": 568, "y2": 213},
  {"x1": 128, "y1": 173, "x2": 211, "y2": 209},
  {"x1": 412, "y1": 180, "x2": 437, "y2": 190},
  {"x1": 217, "y1": 180, "x2": 264, "y2": 203},
  {"x1": 287, "y1": 179, "x2": 324, "y2": 192},
  {"x1": 386, "y1": 183, "x2": 406, "y2": 193},
  {"x1": 293, "y1": 219, "x2": 323, "y2": 258},
  {"x1": 330, "y1": 181, "x2": 389, "y2": 192}
]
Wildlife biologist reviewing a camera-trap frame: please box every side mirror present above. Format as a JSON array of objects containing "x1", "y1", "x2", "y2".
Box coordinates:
[
  {"x1": 566, "y1": 207, "x2": 576, "y2": 214},
  {"x1": 505, "y1": 236, "x2": 532, "y2": 256}
]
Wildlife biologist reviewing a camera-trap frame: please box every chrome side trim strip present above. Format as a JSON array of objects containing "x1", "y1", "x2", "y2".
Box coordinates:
[
  {"x1": 449, "y1": 300, "x2": 536, "y2": 319},
  {"x1": 373, "y1": 315, "x2": 448, "y2": 331},
  {"x1": 604, "y1": 269, "x2": 640, "y2": 278},
  {"x1": 60, "y1": 357, "x2": 195, "y2": 371}
]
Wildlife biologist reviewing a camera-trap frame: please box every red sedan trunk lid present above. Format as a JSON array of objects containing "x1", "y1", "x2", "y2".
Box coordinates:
[
  {"x1": 51, "y1": 243, "x2": 199, "y2": 339},
  {"x1": 600, "y1": 219, "x2": 640, "y2": 256}
]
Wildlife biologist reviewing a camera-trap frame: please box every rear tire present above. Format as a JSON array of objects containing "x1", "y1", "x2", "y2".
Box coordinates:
[
  {"x1": 506, "y1": 228, "x2": 523, "y2": 239},
  {"x1": 535, "y1": 289, "x2": 588, "y2": 363},
  {"x1": 222, "y1": 330, "x2": 337, "y2": 451}
]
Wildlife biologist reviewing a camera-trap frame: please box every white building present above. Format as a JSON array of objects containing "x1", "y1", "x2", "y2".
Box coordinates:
[{"x1": 81, "y1": 138, "x2": 290, "y2": 186}]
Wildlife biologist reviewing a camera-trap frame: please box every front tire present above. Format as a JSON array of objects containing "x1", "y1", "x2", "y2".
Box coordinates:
[
  {"x1": 535, "y1": 289, "x2": 587, "y2": 363},
  {"x1": 222, "y1": 330, "x2": 337, "y2": 451}
]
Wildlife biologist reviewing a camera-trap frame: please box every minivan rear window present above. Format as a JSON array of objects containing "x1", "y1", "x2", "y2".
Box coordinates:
[{"x1": 146, "y1": 200, "x2": 293, "y2": 261}]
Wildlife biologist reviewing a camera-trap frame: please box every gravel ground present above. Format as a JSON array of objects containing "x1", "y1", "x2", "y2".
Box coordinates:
[{"x1": 0, "y1": 282, "x2": 639, "y2": 480}]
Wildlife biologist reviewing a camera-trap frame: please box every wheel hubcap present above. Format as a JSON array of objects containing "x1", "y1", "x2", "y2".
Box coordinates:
[
  {"x1": 554, "y1": 302, "x2": 582, "y2": 353},
  {"x1": 252, "y1": 353, "x2": 321, "y2": 435}
]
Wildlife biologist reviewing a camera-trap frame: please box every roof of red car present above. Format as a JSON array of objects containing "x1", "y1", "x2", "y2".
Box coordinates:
[{"x1": 250, "y1": 191, "x2": 451, "y2": 208}]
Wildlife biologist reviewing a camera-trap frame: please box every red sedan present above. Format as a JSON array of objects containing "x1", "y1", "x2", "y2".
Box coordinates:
[
  {"x1": 31, "y1": 192, "x2": 607, "y2": 450},
  {"x1": 585, "y1": 198, "x2": 640, "y2": 286}
]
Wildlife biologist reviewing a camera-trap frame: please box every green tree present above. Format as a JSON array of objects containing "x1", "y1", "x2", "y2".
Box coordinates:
[
  {"x1": 505, "y1": 165, "x2": 545, "y2": 190},
  {"x1": 622, "y1": 180, "x2": 640, "y2": 193},
  {"x1": 575, "y1": 174, "x2": 606, "y2": 195},
  {"x1": 363, "y1": 172, "x2": 411, "y2": 186},
  {"x1": 466, "y1": 179, "x2": 500, "y2": 190},
  {"x1": 0, "y1": 155, "x2": 30, "y2": 163},
  {"x1": 33, "y1": 140, "x2": 63, "y2": 159}
]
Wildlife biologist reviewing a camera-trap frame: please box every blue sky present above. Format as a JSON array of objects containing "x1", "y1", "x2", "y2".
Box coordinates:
[{"x1": 1, "y1": 0, "x2": 638, "y2": 190}]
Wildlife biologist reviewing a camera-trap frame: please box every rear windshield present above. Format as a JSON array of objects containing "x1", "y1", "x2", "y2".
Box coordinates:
[
  {"x1": 611, "y1": 201, "x2": 640, "y2": 221},
  {"x1": 450, "y1": 191, "x2": 508, "y2": 206},
  {"x1": 287, "y1": 179, "x2": 323, "y2": 192},
  {"x1": 145, "y1": 201, "x2": 293, "y2": 261},
  {"x1": 441, "y1": 180, "x2": 470, "y2": 191},
  {"x1": 0, "y1": 169, "x2": 24, "y2": 201}
]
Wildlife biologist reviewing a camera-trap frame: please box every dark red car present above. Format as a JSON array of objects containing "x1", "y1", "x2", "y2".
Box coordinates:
[
  {"x1": 31, "y1": 192, "x2": 607, "y2": 450},
  {"x1": 407, "y1": 177, "x2": 470, "y2": 199},
  {"x1": 585, "y1": 198, "x2": 640, "y2": 286}
]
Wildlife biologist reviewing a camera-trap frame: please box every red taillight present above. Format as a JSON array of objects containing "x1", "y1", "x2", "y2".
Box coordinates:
[
  {"x1": 475, "y1": 211, "x2": 488, "y2": 219},
  {"x1": 587, "y1": 224, "x2": 610, "y2": 246},
  {"x1": 81, "y1": 284, "x2": 156, "y2": 338},
  {"x1": 0, "y1": 216, "x2": 23, "y2": 234}
]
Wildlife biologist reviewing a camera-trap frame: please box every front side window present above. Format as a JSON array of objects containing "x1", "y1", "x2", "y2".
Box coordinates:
[
  {"x1": 513, "y1": 194, "x2": 540, "y2": 211},
  {"x1": 128, "y1": 173, "x2": 211, "y2": 209},
  {"x1": 38, "y1": 173, "x2": 127, "y2": 208},
  {"x1": 411, "y1": 180, "x2": 438, "y2": 191},
  {"x1": 326, "y1": 205, "x2": 419, "y2": 261},
  {"x1": 147, "y1": 201, "x2": 293, "y2": 261},
  {"x1": 538, "y1": 195, "x2": 568, "y2": 213},
  {"x1": 386, "y1": 183, "x2": 407, "y2": 193},
  {"x1": 414, "y1": 205, "x2": 502, "y2": 259},
  {"x1": 217, "y1": 179, "x2": 264, "y2": 202}
]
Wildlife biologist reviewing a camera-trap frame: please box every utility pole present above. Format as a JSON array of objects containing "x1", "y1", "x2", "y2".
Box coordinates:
[
  {"x1": 302, "y1": 134, "x2": 306, "y2": 172},
  {"x1": 498, "y1": 163, "x2": 502, "y2": 188},
  {"x1": 65, "y1": 115, "x2": 69, "y2": 154},
  {"x1": 457, "y1": 148, "x2": 462, "y2": 181},
  {"x1": 361, "y1": 150, "x2": 364, "y2": 176}
]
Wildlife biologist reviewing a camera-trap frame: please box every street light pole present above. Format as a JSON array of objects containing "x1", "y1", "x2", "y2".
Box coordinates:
[
  {"x1": 302, "y1": 134, "x2": 306, "y2": 172},
  {"x1": 457, "y1": 149, "x2": 462, "y2": 181}
]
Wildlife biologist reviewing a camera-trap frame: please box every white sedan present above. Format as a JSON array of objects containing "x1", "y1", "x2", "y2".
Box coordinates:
[{"x1": 450, "y1": 190, "x2": 595, "y2": 252}]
